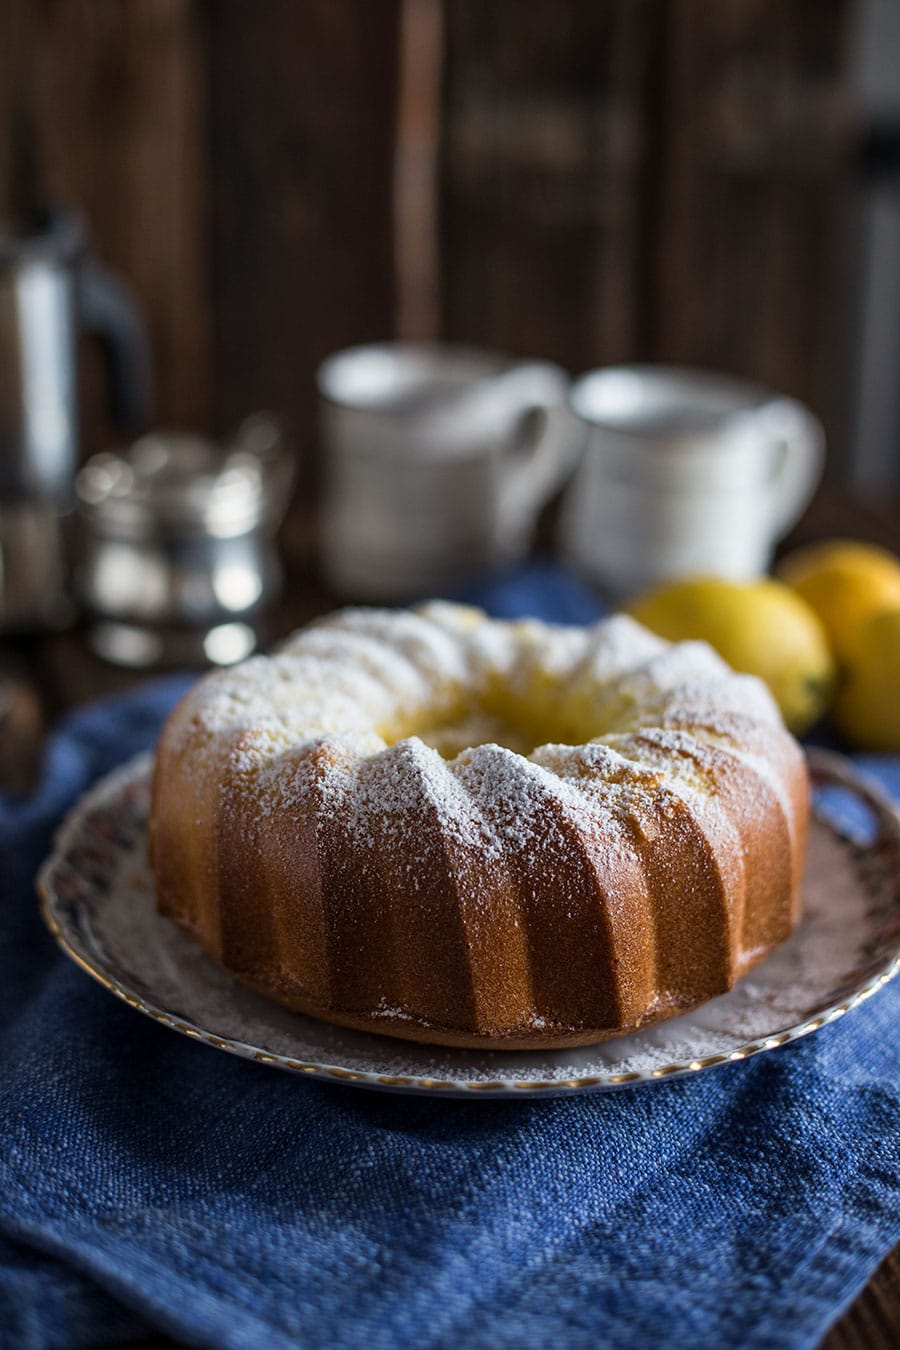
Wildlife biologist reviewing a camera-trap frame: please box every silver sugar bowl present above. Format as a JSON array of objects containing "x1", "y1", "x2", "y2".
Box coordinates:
[{"x1": 76, "y1": 415, "x2": 292, "y2": 667}]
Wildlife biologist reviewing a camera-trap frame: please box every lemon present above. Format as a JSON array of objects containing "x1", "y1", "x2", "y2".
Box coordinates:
[
  {"x1": 777, "y1": 539, "x2": 900, "y2": 665},
  {"x1": 625, "y1": 576, "x2": 836, "y2": 734},
  {"x1": 833, "y1": 608, "x2": 900, "y2": 750}
]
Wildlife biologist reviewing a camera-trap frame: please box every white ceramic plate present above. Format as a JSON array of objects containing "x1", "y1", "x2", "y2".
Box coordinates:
[{"x1": 38, "y1": 750, "x2": 900, "y2": 1098}]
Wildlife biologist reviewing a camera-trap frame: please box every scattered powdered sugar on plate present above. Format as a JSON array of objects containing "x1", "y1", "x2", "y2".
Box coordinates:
[{"x1": 39, "y1": 754, "x2": 900, "y2": 1096}]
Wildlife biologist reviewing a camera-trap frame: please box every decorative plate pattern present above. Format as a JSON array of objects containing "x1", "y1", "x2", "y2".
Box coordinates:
[{"x1": 38, "y1": 750, "x2": 900, "y2": 1098}]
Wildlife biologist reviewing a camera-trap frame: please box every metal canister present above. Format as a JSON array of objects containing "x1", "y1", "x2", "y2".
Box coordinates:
[{"x1": 76, "y1": 415, "x2": 292, "y2": 667}]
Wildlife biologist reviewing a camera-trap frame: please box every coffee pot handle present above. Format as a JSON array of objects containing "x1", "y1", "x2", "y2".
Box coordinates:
[
  {"x1": 496, "y1": 364, "x2": 581, "y2": 525},
  {"x1": 78, "y1": 259, "x2": 154, "y2": 430},
  {"x1": 761, "y1": 397, "x2": 825, "y2": 533}
]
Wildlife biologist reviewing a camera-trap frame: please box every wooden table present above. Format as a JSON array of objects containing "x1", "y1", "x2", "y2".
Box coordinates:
[{"x1": 2, "y1": 487, "x2": 898, "y2": 1348}]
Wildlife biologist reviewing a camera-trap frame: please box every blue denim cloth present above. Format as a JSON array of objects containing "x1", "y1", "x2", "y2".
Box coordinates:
[{"x1": 1, "y1": 560, "x2": 899, "y2": 1350}]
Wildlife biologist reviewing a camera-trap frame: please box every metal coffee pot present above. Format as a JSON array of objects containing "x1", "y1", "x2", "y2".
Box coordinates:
[{"x1": 0, "y1": 208, "x2": 152, "y2": 630}]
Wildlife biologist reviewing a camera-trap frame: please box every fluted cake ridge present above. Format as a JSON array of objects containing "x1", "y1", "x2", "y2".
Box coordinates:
[{"x1": 150, "y1": 602, "x2": 809, "y2": 1048}]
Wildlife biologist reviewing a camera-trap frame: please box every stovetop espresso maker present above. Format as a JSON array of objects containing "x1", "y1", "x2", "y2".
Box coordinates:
[{"x1": 0, "y1": 208, "x2": 152, "y2": 630}]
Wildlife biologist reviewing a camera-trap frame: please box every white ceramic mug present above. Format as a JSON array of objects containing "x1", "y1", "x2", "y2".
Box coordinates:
[
  {"x1": 317, "y1": 343, "x2": 576, "y2": 599},
  {"x1": 557, "y1": 366, "x2": 824, "y2": 599}
]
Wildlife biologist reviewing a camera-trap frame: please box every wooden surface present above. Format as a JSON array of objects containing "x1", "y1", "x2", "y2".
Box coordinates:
[
  {"x1": 0, "y1": 0, "x2": 400, "y2": 481},
  {"x1": 13, "y1": 0, "x2": 213, "y2": 439},
  {"x1": 440, "y1": 0, "x2": 656, "y2": 367},
  {"x1": 439, "y1": 0, "x2": 853, "y2": 454},
  {"x1": 208, "y1": 0, "x2": 400, "y2": 490},
  {"x1": 653, "y1": 0, "x2": 854, "y2": 450},
  {"x1": 825, "y1": 1248, "x2": 900, "y2": 1350},
  {"x1": 0, "y1": 0, "x2": 857, "y2": 486}
]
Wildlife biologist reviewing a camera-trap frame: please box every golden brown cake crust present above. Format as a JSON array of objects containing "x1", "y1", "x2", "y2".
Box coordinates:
[
  {"x1": 150, "y1": 603, "x2": 809, "y2": 1050},
  {"x1": 164, "y1": 909, "x2": 781, "y2": 1051}
]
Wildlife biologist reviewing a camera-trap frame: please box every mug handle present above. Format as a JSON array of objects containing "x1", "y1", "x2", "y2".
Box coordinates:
[
  {"x1": 78, "y1": 258, "x2": 155, "y2": 431},
  {"x1": 494, "y1": 363, "x2": 581, "y2": 526},
  {"x1": 759, "y1": 397, "x2": 825, "y2": 533}
]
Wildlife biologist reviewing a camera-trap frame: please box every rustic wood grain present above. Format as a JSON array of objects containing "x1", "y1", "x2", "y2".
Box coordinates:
[
  {"x1": 394, "y1": 0, "x2": 444, "y2": 340},
  {"x1": 824, "y1": 1248, "x2": 900, "y2": 1350},
  {"x1": 653, "y1": 0, "x2": 854, "y2": 461},
  {"x1": 440, "y1": 0, "x2": 658, "y2": 369},
  {"x1": 208, "y1": 0, "x2": 401, "y2": 490},
  {"x1": 0, "y1": 0, "x2": 44, "y2": 228},
  {"x1": 27, "y1": 0, "x2": 212, "y2": 441},
  {"x1": 0, "y1": 663, "x2": 43, "y2": 794}
]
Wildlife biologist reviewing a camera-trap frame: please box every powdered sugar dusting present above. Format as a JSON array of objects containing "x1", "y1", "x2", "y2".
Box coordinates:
[
  {"x1": 152, "y1": 601, "x2": 813, "y2": 1048},
  {"x1": 59, "y1": 756, "x2": 900, "y2": 1091},
  {"x1": 162, "y1": 601, "x2": 783, "y2": 853}
]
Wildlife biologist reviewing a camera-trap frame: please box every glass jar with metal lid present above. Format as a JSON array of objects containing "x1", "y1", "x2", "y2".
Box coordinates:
[{"x1": 76, "y1": 415, "x2": 292, "y2": 667}]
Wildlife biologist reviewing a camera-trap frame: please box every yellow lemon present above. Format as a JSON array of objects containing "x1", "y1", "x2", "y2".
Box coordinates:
[
  {"x1": 625, "y1": 576, "x2": 836, "y2": 735},
  {"x1": 833, "y1": 608, "x2": 900, "y2": 750},
  {"x1": 777, "y1": 539, "x2": 900, "y2": 665}
]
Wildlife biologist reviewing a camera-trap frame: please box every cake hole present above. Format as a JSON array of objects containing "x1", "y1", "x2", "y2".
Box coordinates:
[
  {"x1": 415, "y1": 707, "x2": 537, "y2": 758},
  {"x1": 380, "y1": 687, "x2": 589, "y2": 759}
]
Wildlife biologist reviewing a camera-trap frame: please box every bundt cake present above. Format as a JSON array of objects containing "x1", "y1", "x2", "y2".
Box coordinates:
[{"x1": 150, "y1": 602, "x2": 809, "y2": 1049}]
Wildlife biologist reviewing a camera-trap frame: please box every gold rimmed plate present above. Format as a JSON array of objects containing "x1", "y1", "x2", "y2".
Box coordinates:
[{"x1": 38, "y1": 750, "x2": 900, "y2": 1098}]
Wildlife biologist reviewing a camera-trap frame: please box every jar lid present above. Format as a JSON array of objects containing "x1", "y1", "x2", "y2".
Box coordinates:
[{"x1": 77, "y1": 418, "x2": 290, "y2": 538}]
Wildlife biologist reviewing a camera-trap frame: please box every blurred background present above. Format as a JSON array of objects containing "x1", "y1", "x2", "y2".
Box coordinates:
[
  {"x1": 2, "y1": 0, "x2": 898, "y2": 492},
  {"x1": 1, "y1": 0, "x2": 900, "y2": 732}
]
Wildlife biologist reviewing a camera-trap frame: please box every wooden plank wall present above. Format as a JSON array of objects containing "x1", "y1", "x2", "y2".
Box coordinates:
[
  {"x1": 0, "y1": 0, "x2": 212, "y2": 437},
  {"x1": 0, "y1": 0, "x2": 853, "y2": 490},
  {"x1": 653, "y1": 0, "x2": 854, "y2": 419},
  {"x1": 208, "y1": 0, "x2": 401, "y2": 474},
  {"x1": 440, "y1": 0, "x2": 853, "y2": 434},
  {"x1": 440, "y1": 0, "x2": 659, "y2": 370}
]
